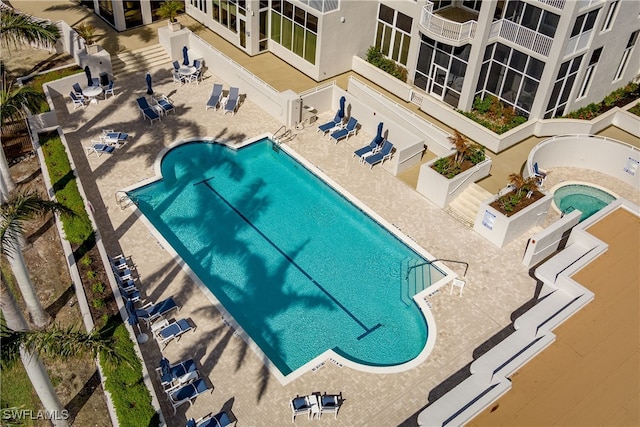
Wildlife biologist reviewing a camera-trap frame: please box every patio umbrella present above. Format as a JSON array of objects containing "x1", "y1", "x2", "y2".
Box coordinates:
[
  {"x1": 375, "y1": 122, "x2": 384, "y2": 144},
  {"x1": 84, "y1": 66, "x2": 93, "y2": 86},
  {"x1": 146, "y1": 72, "x2": 153, "y2": 95},
  {"x1": 159, "y1": 357, "x2": 172, "y2": 382},
  {"x1": 338, "y1": 96, "x2": 346, "y2": 119},
  {"x1": 126, "y1": 298, "x2": 148, "y2": 343},
  {"x1": 182, "y1": 45, "x2": 189, "y2": 66}
]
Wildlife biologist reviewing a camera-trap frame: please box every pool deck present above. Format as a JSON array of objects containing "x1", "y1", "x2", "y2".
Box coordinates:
[
  {"x1": 9, "y1": 1, "x2": 639, "y2": 425},
  {"x1": 49, "y1": 61, "x2": 640, "y2": 426}
]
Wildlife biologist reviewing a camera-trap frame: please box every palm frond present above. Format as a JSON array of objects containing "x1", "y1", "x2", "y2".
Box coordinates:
[
  {"x1": 0, "y1": 8, "x2": 61, "y2": 53},
  {"x1": 0, "y1": 78, "x2": 46, "y2": 125},
  {"x1": 0, "y1": 323, "x2": 123, "y2": 369},
  {"x1": 0, "y1": 190, "x2": 75, "y2": 255}
]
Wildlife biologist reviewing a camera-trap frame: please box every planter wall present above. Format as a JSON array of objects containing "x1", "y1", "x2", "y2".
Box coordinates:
[
  {"x1": 416, "y1": 156, "x2": 492, "y2": 208},
  {"x1": 473, "y1": 192, "x2": 553, "y2": 248},
  {"x1": 351, "y1": 56, "x2": 413, "y2": 102}
]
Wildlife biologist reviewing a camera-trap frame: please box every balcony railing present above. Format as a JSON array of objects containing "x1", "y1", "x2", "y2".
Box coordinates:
[
  {"x1": 420, "y1": 3, "x2": 477, "y2": 45},
  {"x1": 489, "y1": 19, "x2": 554, "y2": 57},
  {"x1": 535, "y1": 0, "x2": 565, "y2": 10}
]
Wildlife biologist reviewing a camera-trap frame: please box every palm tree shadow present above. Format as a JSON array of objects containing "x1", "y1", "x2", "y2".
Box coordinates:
[
  {"x1": 64, "y1": 369, "x2": 102, "y2": 425},
  {"x1": 45, "y1": 284, "x2": 75, "y2": 318}
]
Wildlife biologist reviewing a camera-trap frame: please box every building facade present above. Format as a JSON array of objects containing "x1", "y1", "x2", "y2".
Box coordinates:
[{"x1": 90, "y1": 0, "x2": 639, "y2": 121}]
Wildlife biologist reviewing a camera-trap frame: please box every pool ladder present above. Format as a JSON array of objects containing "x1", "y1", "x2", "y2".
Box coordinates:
[
  {"x1": 273, "y1": 126, "x2": 297, "y2": 151},
  {"x1": 115, "y1": 191, "x2": 132, "y2": 210}
]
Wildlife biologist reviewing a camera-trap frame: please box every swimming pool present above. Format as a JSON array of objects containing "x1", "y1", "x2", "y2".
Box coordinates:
[
  {"x1": 553, "y1": 183, "x2": 616, "y2": 221},
  {"x1": 127, "y1": 138, "x2": 446, "y2": 379}
]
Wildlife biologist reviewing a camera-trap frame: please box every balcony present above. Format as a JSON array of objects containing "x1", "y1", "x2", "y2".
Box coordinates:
[
  {"x1": 420, "y1": 2, "x2": 478, "y2": 46},
  {"x1": 489, "y1": 19, "x2": 554, "y2": 57}
]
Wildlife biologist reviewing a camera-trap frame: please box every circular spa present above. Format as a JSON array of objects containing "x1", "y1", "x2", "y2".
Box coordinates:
[{"x1": 552, "y1": 182, "x2": 617, "y2": 221}]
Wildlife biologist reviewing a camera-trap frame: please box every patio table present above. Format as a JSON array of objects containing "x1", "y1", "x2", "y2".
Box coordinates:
[{"x1": 83, "y1": 85, "x2": 103, "y2": 104}]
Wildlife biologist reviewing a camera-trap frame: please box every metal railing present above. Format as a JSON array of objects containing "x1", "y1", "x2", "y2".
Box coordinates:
[
  {"x1": 489, "y1": 19, "x2": 554, "y2": 57},
  {"x1": 420, "y1": 3, "x2": 477, "y2": 44}
]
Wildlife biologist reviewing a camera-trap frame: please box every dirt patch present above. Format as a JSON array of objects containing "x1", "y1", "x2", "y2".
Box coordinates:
[
  {"x1": 489, "y1": 189, "x2": 546, "y2": 217},
  {"x1": 7, "y1": 156, "x2": 112, "y2": 427}
]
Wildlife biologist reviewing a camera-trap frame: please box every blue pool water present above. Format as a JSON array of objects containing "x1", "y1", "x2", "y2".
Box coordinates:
[
  {"x1": 554, "y1": 184, "x2": 616, "y2": 221},
  {"x1": 128, "y1": 139, "x2": 444, "y2": 376}
]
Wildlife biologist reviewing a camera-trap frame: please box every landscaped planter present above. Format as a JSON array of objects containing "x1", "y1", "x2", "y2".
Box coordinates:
[
  {"x1": 473, "y1": 191, "x2": 553, "y2": 248},
  {"x1": 416, "y1": 156, "x2": 492, "y2": 208}
]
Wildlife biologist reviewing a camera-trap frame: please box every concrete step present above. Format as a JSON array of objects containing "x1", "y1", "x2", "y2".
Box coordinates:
[
  {"x1": 111, "y1": 44, "x2": 171, "y2": 78},
  {"x1": 447, "y1": 184, "x2": 493, "y2": 226}
]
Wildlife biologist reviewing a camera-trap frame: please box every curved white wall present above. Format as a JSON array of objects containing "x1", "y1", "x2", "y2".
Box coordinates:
[{"x1": 527, "y1": 135, "x2": 640, "y2": 190}]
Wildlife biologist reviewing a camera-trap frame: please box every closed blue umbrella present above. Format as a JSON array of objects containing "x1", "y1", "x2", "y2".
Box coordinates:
[
  {"x1": 126, "y1": 298, "x2": 138, "y2": 326},
  {"x1": 146, "y1": 72, "x2": 153, "y2": 95},
  {"x1": 338, "y1": 96, "x2": 346, "y2": 119},
  {"x1": 182, "y1": 46, "x2": 189, "y2": 66},
  {"x1": 84, "y1": 66, "x2": 93, "y2": 86},
  {"x1": 375, "y1": 122, "x2": 384, "y2": 144},
  {"x1": 159, "y1": 357, "x2": 172, "y2": 382}
]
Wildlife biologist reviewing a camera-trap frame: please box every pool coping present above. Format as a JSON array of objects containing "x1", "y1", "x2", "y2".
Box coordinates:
[{"x1": 119, "y1": 134, "x2": 456, "y2": 385}]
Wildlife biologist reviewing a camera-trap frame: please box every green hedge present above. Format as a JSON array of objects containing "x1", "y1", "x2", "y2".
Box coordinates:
[
  {"x1": 100, "y1": 321, "x2": 159, "y2": 427},
  {"x1": 366, "y1": 47, "x2": 408, "y2": 82},
  {"x1": 24, "y1": 66, "x2": 83, "y2": 113},
  {"x1": 38, "y1": 132, "x2": 94, "y2": 245}
]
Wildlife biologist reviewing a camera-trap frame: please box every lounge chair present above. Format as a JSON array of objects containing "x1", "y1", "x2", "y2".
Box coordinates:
[
  {"x1": 319, "y1": 393, "x2": 341, "y2": 419},
  {"x1": 153, "y1": 318, "x2": 195, "y2": 347},
  {"x1": 101, "y1": 131, "x2": 129, "y2": 148},
  {"x1": 168, "y1": 378, "x2": 211, "y2": 414},
  {"x1": 155, "y1": 96, "x2": 176, "y2": 115},
  {"x1": 136, "y1": 97, "x2": 161, "y2": 124},
  {"x1": 72, "y1": 82, "x2": 83, "y2": 95},
  {"x1": 70, "y1": 92, "x2": 86, "y2": 109},
  {"x1": 187, "y1": 411, "x2": 235, "y2": 427},
  {"x1": 353, "y1": 138, "x2": 383, "y2": 159},
  {"x1": 136, "y1": 297, "x2": 180, "y2": 326},
  {"x1": 224, "y1": 87, "x2": 240, "y2": 114},
  {"x1": 120, "y1": 285, "x2": 141, "y2": 303},
  {"x1": 330, "y1": 117, "x2": 358, "y2": 143},
  {"x1": 317, "y1": 111, "x2": 343, "y2": 135},
  {"x1": 85, "y1": 143, "x2": 115, "y2": 157},
  {"x1": 109, "y1": 254, "x2": 133, "y2": 271},
  {"x1": 206, "y1": 84, "x2": 224, "y2": 111},
  {"x1": 363, "y1": 140, "x2": 394, "y2": 169},
  {"x1": 289, "y1": 395, "x2": 312, "y2": 422},
  {"x1": 533, "y1": 162, "x2": 547, "y2": 180},
  {"x1": 115, "y1": 272, "x2": 137, "y2": 293},
  {"x1": 157, "y1": 358, "x2": 199, "y2": 392}
]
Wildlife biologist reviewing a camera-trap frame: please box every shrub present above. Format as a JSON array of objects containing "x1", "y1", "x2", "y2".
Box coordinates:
[
  {"x1": 629, "y1": 101, "x2": 640, "y2": 116},
  {"x1": 92, "y1": 282, "x2": 106, "y2": 294},
  {"x1": 100, "y1": 321, "x2": 159, "y2": 427},
  {"x1": 39, "y1": 132, "x2": 94, "y2": 244},
  {"x1": 92, "y1": 298, "x2": 105, "y2": 309},
  {"x1": 87, "y1": 270, "x2": 98, "y2": 280},
  {"x1": 366, "y1": 46, "x2": 407, "y2": 81},
  {"x1": 564, "y1": 80, "x2": 639, "y2": 119},
  {"x1": 459, "y1": 95, "x2": 527, "y2": 134}
]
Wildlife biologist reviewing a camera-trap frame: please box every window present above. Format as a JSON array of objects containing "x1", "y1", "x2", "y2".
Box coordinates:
[
  {"x1": 570, "y1": 10, "x2": 598, "y2": 38},
  {"x1": 614, "y1": 31, "x2": 639, "y2": 81},
  {"x1": 544, "y1": 55, "x2": 583, "y2": 118},
  {"x1": 269, "y1": 2, "x2": 318, "y2": 64},
  {"x1": 503, "y1": 0, "x2": 559, "y2": 38},
  {"x1": 212, "y1": 0, "x2": 237, "y2": 33},
  {"x1": 374, "y1": 5, "x2": 412, "y2": 66},
  {"x1": 474, "y1": 43, "x2": 546, "y2": 117},
  {"x1": 577, "y1": 47, "x2": 602, "y2": 98},
  {"x1": 601, "y1": 1, "x2": 619, "y2": 32}
]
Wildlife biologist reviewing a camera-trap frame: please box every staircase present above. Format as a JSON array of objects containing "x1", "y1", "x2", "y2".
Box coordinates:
[
  {"x1": 111, "y1": 44, "x2": 172, "y2": 78},
  {"x1": 446, "y1": 183, "x2": 493, "y2": 227}
]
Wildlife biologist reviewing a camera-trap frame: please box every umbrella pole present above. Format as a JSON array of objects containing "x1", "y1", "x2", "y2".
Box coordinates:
[{"x1": 137, "y1": 323, "x2": 149, "y2": 344}]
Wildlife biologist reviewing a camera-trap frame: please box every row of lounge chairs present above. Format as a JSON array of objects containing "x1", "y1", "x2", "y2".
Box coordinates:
[
  {"x1": 290, "y1": 392, "x2": 342, "y2": 422},
  {"x1": 206, "y1": 83, "x2": 240, "y2": 114},
  {"x1": 135, "y1": 96, "x2": 176, "y2": 124},
  {"x1": 316, "y1": 112, "x2": 395, "y2": 168},
  {"x1": 86, "y1": 130, "x2": 130, "y2": 157}
]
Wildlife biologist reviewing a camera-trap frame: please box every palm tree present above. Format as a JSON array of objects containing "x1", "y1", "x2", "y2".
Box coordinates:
[
  {"x1": 0, "y1": 7, "x2": 61, "y2": 53},
  {"x1": 0, "y1": 5, "x2": 59, "y2": 202},
  {"x1": 1, "y1": 280, "x2": 119, "y2": 427},
  {"x1": 1, "y1": 190, "x2": 74, "y2": 327},
  {"x1": 508, "y1": 172, "x2": 537, "y2": 196},
  {"x1": 448, "y1": 130, "x2": 471, "y2": 165},
  {"x1": 0, "y1": 75, "x2": 47, "y2": 202}
]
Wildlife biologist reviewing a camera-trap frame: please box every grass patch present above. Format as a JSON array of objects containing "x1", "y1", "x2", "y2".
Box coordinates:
[
  {"x1": 100, "y1": 320, "x2": 159, "y2": 427},
  {"x1": 23, "y1": 66, "x2": 83, "y2": 113},
  {"x1": 0, "y1": 363, "x2": 38, "y2": 427},
  {"x1": 38, "y1": 131, "x2": 94, "y2": 245}
]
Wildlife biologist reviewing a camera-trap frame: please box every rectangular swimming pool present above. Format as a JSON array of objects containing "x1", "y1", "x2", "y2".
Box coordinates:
[{"x1": 128, "y1": 138, "x2": 445, "y2": 377}]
